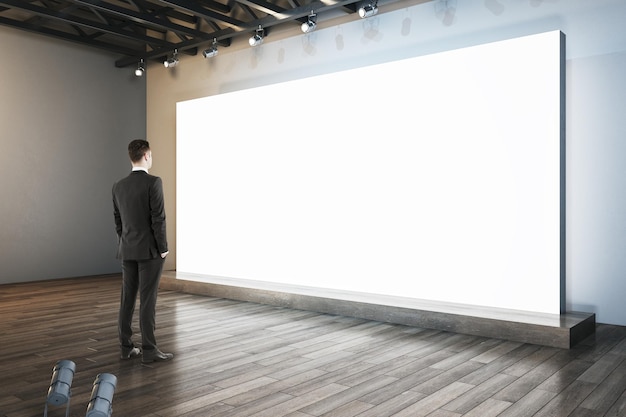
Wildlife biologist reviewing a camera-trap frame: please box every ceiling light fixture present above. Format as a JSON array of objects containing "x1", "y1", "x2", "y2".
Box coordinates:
[
  {"x1": 202, "y1": 38, "x2": 218, "y2": 58},
  {"x1": 301, "y1": 12, "x2": 317, "y2": 33},
  {"x1": 163, "y1": 49, "x2": 179, "y2": 68},
  {"x1": 358, "y1": 2, "x2": 378, "y2": 18},
  {"x1": 134, "y1": 59, "x2": 145, "y2": 77},
  {"x1": 249, "y1": 25, "x2": 264, "y2": 47}
]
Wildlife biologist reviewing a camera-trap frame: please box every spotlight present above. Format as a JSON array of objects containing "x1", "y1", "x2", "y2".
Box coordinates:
[
  {"x1": 249, "y1": 25, "x2": 264, "y2": 47},
  {"x1": 202, "y1": 39, "x2": 218, "y2": 58},
  {"x1": 358, "y1": 2, "x2": 378, "y2": 18},
  {"x1": 134, "y1": 59, "x2": 145, "y2": 77},
  {"x1": 301, "y1": 12, "x2": 317, "y2": 33},
  {"x1": 163, "y1": 49, "x2": 179, "y2": 68},
  {"x1": 85, "y1": 373, "x2": 117, "y2": 417},
  {"x1": 46, "y1": 360, "x2": 76, "y2": 406},
  {"x1": 44, "y1": 360, "x2": 75, "y2": 417}
]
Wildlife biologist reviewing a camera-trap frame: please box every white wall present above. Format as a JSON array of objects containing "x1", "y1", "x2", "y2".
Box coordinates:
[
  {"x1": 0, "y1": 27, "x2": 146, "y2": 283},
  {"x1": 148, "y1": 0, "x2": 626, "y2": 325}
]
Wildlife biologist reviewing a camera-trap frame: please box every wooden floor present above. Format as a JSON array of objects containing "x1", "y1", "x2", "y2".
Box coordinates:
[{"x1": 1, "y1": 275, "x2": 625, "y2": 417}]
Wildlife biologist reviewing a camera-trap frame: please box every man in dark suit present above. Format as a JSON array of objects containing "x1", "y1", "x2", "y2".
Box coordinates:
[{"x1": 112, "y1": 139, "x2": 173, "y2": 363}]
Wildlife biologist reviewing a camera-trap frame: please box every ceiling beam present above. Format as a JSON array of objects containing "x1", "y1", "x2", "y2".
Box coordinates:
[
  {"x1": 71, "y1": 0, "x2": 213, "y2": 40},
  {"x1": 158, "y1": 0, "x2": 248, "y2": 30},
  {"x1": 0, "y1": 0, "x2": 172, "y2": 46},
  {"x1": 232, "y1": 0, "x2": 286, "y2": 16},
  {"x1": 0, "y1": 14, "x2": 143, "y2": 56}
]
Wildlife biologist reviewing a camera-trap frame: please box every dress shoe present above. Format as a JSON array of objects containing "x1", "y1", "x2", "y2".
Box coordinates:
[
  {"x1": 142, "y1": 349, "x2": 174, "y2": 363},
  {"x1": 120, "y1": 347, "x2": 141, "y2": 360}
]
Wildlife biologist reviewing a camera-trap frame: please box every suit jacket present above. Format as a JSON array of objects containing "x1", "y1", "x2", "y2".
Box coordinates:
[{"x1": 112, "y1": 170, "x2": 168, "y2": 260}]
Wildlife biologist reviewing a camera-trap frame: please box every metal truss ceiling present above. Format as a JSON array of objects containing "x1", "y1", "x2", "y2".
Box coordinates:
[{"x1": 0, "y1": 0, "x2": 387, "y2": 67}]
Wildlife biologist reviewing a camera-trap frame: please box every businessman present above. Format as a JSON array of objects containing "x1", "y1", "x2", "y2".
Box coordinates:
[{"x1": 112, "y1": 139, "x2": 173, "y2": 363}]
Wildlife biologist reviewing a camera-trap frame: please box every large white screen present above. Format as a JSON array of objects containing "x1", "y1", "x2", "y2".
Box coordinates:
[{"x1": 177, "y1": 31, "x2": 563, "y2": 314}]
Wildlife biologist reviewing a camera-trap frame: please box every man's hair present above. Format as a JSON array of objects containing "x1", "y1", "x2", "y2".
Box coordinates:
[{"x1": 128, "y1": 139, "x2": 150, "y2": 162}]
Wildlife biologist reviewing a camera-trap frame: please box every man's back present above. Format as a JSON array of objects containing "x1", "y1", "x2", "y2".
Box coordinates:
[{"x1": 112, "y1": 170, "x2": 167, "y2": 260}]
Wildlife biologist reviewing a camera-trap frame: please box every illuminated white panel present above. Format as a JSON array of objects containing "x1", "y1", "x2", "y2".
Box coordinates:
[{"x1": 177, "y1": 31, "x2": 563, "y2": 314}]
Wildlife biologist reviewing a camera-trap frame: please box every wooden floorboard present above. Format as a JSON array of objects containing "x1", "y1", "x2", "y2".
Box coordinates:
[{"x1": 0, "y1": 275, "x2": 624, "y2": 417}]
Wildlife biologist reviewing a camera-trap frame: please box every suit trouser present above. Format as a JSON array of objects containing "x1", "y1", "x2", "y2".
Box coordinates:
[{"x1": 119, "y1": 257, "x2": 165, "y2": 352}]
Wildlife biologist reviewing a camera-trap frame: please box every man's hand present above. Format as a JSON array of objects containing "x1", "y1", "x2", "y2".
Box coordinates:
[{"x1": 161, "y1": 251, "x2": 169, "y2": 258}]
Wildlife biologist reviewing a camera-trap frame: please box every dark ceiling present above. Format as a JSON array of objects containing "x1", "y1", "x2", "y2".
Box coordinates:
[{"x1": 0, "y1": 0, "x2": 399, "y2": 68}]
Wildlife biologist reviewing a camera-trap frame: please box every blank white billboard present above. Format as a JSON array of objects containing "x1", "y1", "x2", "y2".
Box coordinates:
[{"x1": 177, "y1": 30, "x2": 564, "y2": 314}]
